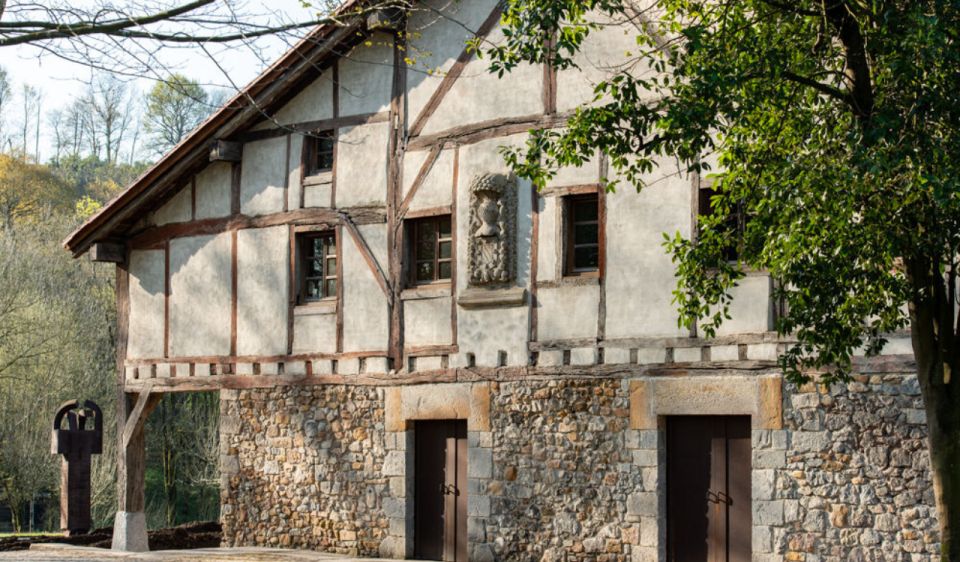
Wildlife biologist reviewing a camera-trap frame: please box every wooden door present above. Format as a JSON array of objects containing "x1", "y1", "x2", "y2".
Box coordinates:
[
  {"x1": 667, "y1": 416, "x2": 751, "y2": 562},
  {"x1": 415, "y1": 420, "x2": 467, "y2": 561}
]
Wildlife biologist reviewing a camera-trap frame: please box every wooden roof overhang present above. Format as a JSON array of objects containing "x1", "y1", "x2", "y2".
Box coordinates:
[{"x1": 62, "y1": 1, "x2": 383, "y2": 258}]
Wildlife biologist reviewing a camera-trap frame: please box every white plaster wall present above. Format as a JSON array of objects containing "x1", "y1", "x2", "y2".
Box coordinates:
[
  {"x1": 153, "y1": 186, "x2": 191, "y2": 225},
  {"x1": 555, "y1": 11, "x2": 659, "y2": 114},
  {"x1": 292, "y1": 311, "x2": 337, "y2": 354},
  {"x1": 604, "y1": 158, "x2": 691, "y2": 339},
  {"x1": 335, "y1": 122, "x2": 389, "y2": 207},
  {"x1": 537, "y1": 285, "x2": 600, "y2": 341},
  {"x1": 536, "y1": 196, "x2": 559, "y2": 283},
  {"x1": 127, "y1": 249, "x2": 165, "y2": 359},
  {"x1": 339, "y1": 32, "x2": 394, "y2": 116},
  {"x1": 404, "y1": 297, "x2": 453, "y2": 346},
  {"x1": 288, "y1": 135, "x2": 304, "y2": 210},
  {"x1": 237, "y1": 226, "x2": 290, "y2": 356},
  {"x1": 405, "y1": 0, "x2": 498, "y2": 121},
  {"x1": 195, "y1": 162, "x2": 232, "y2": 220},
  {"x1": 419, "y1": 24, "x2": 543, "y2": 136},
  {"x1": 455, "y1": 136, "x2": 531, "y2": 366},
  {"x1": 551, "y1": 154, "x2": 602, "y2": 186},
  {"x1": 342, "y1": 224, "x2": 390, "y2": 352},
  {"x1": 168, "y1": 234, "x2": 232, "y2": 357},
  {"x1": 401, "y1": 147, "x2": 455, "y2": 211},
  {"x1": 713, "y1": 275, "x2": 773, "y2": 336},
  {"x1": 240, "y1": 137, "x2": 287, "y2": 216},
  {"x1": 273, "y1": 73, "x2": 335, "y2": 125}
]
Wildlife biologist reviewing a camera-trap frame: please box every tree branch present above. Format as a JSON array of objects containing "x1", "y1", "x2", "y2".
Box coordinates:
[
  {"x1": 781, "y1": 70, "x2": 852, "y2": 105},
  {"x1": 0, "y1": 0, "x2": 216, "y2": 47}
]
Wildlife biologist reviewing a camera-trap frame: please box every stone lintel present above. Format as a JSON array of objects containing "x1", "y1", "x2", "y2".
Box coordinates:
[
  {"x1": 629, "y1": 374, "x2": 783, "y2": 430},
  {"x1": 385, "y1": 382, "x2": 491, "y2": 432}
]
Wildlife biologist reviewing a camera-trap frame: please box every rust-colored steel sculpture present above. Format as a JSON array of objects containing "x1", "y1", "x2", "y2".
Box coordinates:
[{"x1": 51, "y1": 400, "x2": 103, "y2": 536}]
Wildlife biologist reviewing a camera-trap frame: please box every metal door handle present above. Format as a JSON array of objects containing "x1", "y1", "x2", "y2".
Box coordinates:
[
  {"x1": 716, "y1": 491, "x2": 732, "y2": 505},
  {"x1": 706, "y1": 490, "x2": 719, "y2": 504}
]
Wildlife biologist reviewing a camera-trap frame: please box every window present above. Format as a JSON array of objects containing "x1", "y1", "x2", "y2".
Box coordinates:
[
  {"x1": 698, "y1": 185, "x2": 745, "y2": 261},
  {"x1": 297, "y1": 232, "x2": 337, "y2": 303},
  {"x1": 407, "y1": 215, "x2": 453, "y2": 285},
  {"x1": 564, "y1": 194, "x2": 600, "y2": 275},
  {"x1": 305, "y1": 130, "x2": 335, "y2": 176}
]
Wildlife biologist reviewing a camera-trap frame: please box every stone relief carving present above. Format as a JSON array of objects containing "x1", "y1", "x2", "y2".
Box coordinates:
[{"x1": 467, "y1": 173, "x2": 516, "y2": 285}]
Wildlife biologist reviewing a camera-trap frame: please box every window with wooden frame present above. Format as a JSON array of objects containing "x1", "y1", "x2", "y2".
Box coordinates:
[
  {"x1": 297, "y1": 232, "x2": 337, "y2": 303},
  {"x1": 563, "y1": 193, "x2": 601, "y2": 276},
  {"x1": 698, "y1": 184, "x2": 746, "y2": 261},
  {"x1": 406, "y1": 215, "x2": 453, "y2": 285},
  {"x1": 304, "y1": 130, "x2": 336, "y2": 177}
]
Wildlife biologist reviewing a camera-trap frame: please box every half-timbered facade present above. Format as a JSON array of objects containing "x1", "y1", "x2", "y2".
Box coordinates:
[{"x1": 65, "y1": 1, "x2": 939, "y2": 560}]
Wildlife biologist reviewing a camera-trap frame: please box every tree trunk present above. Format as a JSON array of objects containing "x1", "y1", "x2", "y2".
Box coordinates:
[{"x1": 909, "y1": 258, "x2": 960, "y2": 561}]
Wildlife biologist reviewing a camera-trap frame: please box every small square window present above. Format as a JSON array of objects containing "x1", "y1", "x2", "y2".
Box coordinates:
[
  {"x1": 305, "y1": 130, "x2": 335, "y2": 176},
  {"x1": 564, "y1": 194, "x2": 600, "y2": 275},
  {"x1": 698, "y1": 185, "x2": 745, "y2": 261},
  {"x1": 297, "y1": 232, "x2": 337, "y2": 303},
  {"x1": 406, "y1": 215, "x2": 453, "y2": 285}
]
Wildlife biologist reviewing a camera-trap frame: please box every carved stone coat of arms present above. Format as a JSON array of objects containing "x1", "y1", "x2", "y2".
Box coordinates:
[{"x1": 467, "y1": 173, "x2": 516, "y2": 285}]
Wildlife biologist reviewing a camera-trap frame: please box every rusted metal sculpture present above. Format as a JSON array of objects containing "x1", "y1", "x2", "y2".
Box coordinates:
[{"x1": 51, "y1": 400, "x2": 102, "y2": 535}]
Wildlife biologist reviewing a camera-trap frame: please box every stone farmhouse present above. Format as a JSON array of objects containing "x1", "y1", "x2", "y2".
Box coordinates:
[{"x1": 64, "y1": 0, "x2": 938, "y2": 560}]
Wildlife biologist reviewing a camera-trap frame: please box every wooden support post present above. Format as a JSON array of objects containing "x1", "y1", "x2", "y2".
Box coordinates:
[{"x1": 113, "y1": 385, "x2": 160, "y2": 552}]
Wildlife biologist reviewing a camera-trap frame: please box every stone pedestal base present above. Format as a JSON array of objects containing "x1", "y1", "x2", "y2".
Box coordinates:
[{"x1": 112, "y1": 511, "x2": 148, "y2": 552}]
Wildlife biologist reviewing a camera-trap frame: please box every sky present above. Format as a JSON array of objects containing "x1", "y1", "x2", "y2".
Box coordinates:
[{"x1": 0, "y1": 0, "x2": 321, "y2": 160}]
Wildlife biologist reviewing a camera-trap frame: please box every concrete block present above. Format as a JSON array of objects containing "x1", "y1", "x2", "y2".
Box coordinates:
[
  {"x1": 753, "y1": 525, "x2": 773, "y2": 553},
  {"x1": 633, "y1": 449, "x2": 658, "y2": 467},
  {"x1": 636, "y1": 347, "x2": 665, "y2": 364},
  {"x1": 284, "y1": 361, "x2": 307, "y2": 376},
  {"x1": 259, "y1": 362, "x2": 279, "y2": 375},
  {"x1": 366, "y1": 357, "x2": 390, "y2": 374},
  {"x1": 569, "y1": 347, "x2": 597, "y2": 366},
  {"x1": 604, "y1": 347, "x2": 631, "y2": 364},
  {"x1": 339, "y1": 358, "x2": 360, "y2": 375},
  {"x1": 383, "y1": 451, "x2": 405, "y2": 477},
  {"x1": 747, "y1": 343, "x2": 779, "y2": 361},
  {"x1": 754, "y1": 500, "x2": 784, "y2": 526},
  {"x1": 414, "y1": 355, "x2": 443, "y2": 372},
  {"x1": 710, "y1": 344, "x2": 740, "y2": 362},
  {"x1": 112, "y1": 511, "x2": 148, "y2": 552},
  {"x1": 753, "y1": 469, "x2": 775, "y2": 501},
  {"x1": 672, "y1": 347, "x2": 701, "y2": 363},
  {"x1": 468, "y1": 448, "x2": 493, "y2": 479},
  {"x1": 235, "y1": 363, "x2": 255, "y2": 376},
  {"x1": 754, "y1": 450, "x2": 787, "y2": 469},
  {"x1": 468, "y1": 495, "x2": 491, "y2": 517},
  {"x1": 627, "y1": 492, "x2": 657, "y2": 517},
  {"x1": 640, "y1": 516, "x2": 658, "y2": 547},
  {"x1": 155, "y1": 363, "x2": 171, "y2": 378},
  {"x1": 537, "y1": 350, "x2": 564, "y2": 367}
]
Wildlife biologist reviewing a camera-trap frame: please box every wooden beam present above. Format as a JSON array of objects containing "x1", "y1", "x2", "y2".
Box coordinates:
[
  {"x1": 540, "y1": 183, "x2": 600, "y2": 197},
  {"x1": 89, "y1": 242, "x2": 126, "y2": 263},
  {"x1": 397, "y1": 145, "x2": 444, "y2": 219},
  {"x1": 121, "y1": 384, "x2": 157, "y2": 449},
  {"x1": 232, "y1": 111, "x2": 389, "y2": 143},
  {"x1": 343, "y1": 216, "x2": 392, "y2": 301},
  {"x1": 129, "y1": 206, "x2": 387, "y2": 249},
  {"x1": 209, "y1": 140, "x2": 242, "y2": 162},
  {"x1": 124, "y1": 349, "x2": 389, "y2": 367},
  {"x1": 404, "y1": 205, "x2": 452, "y2": 220},
  {"x1": 407, "y1": 112, "x2": 573, "y2": 152},
  {"x1": 408, "y1": 3, "x2": 504, "y2": 138},
  {"x1": 529, "y1": 185, "x2": 540, "y2": 345},
  {"x1": 387, "y1": 30, "x2": 407, "y2": 369},
  {"x1": 450, "y1": 146, "x2": 460, "y2": 349}
]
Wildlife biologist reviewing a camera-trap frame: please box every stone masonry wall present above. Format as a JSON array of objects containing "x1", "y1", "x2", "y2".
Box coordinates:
[
  {"x1": 483, "y1": 380, "x2": 639, "y2": 562},
  {"x1": 219, "y1": 386, "x2": 388, "y2": 555},
  {"x1": 767, "y1": 373, "x2": 940, "y2": 561},
  {"x1": 218, "y1": 373, "x2": 939, "y2": 561}
]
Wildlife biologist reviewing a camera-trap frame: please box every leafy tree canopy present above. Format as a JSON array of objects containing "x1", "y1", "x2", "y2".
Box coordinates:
[
  {"x1": 0, "y1": 153, "x2": 74, "y2": 228},
  {"x1": 490, "y1": 0, "x2": 959, "y2": 385},
  {"x1": 488, "y1": 1, "x2": 960, "y2": 556},
  {"x1": 144, "y1": 74, "x2": 211, "y2": 155}
]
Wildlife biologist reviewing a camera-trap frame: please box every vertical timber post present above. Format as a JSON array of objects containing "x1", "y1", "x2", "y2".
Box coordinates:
[{"x1": 113, "y1": 389, "x2": 160, "y2": 551}]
